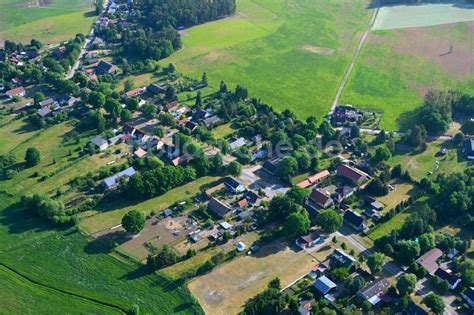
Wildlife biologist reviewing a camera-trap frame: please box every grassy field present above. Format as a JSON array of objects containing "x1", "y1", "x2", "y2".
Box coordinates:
[
  {"x1": 80, "y1": 176, "x2": 221, "y2": 235},
  {"x1": 188, "y1": 241, "x2": 315, "y2": 315},
  {"x1": 341, "y1": 21, "x2": 474, "y2": 130},
  {"x1": 0, "y1": 265, "x2": 121, "y2": 315},
  {"x1": 163, "y1": 0, "x2": 372, "y2": 120},
  {"x1": 0, "y1": 0, "x2": 95, "y2": 45},
  {"x1": 388, "y1": 139, "x2": 468, "y2": 181},
  {"x1": 0, "y1": 122, "x2": 202, "y2": 314}
]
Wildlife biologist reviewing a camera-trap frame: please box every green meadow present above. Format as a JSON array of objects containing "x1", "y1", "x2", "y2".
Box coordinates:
[
  {"x1": 0, "y1": 0, "x2": 95, "y2": 44},
  {"x1": 341, "y1": 22, "x2": 474, "y2": 130},
  {"x1": 163, "y1": 0, "x2": 372, "y2": 120},
  {"x1": 0, "y1": 120, "x2": 202, "y2": 314}
]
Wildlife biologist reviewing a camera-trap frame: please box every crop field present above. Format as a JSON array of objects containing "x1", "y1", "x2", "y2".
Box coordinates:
[
  {"x1": 163, "y1": 0, "x2": 373, "y2": 120},
  {"x1": 373, "y1": 2, "x2": 474, "y2": 30},
  {"x1": 0, "y1": 265, "x2": 120, "y2": 315},
  {"x1": 341, "y1": 21, "x2": 474, "y2": 130},
  {"x1": 0, "y1": 0, "x2": 95, "y2": 45},
  {"x1": 188, "y1": 241, "x2": 315, "y2": 315}
]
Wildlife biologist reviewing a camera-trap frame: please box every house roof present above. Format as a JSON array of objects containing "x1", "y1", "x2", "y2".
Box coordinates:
[
  {"x1": 6, "y1": 86, "x2": 25, "y2": 96},
  {"x1": 344, "y1": 209, "x2": 364, "y2": 227},
  {"x1": 97, "y1": 60, "x2": 115, "y2": 72},
  {"x1": 416, "y1": 248, "x2": 442, "y2": 275},
  {"x1": 299, "y1": 231, "x2": 321, "y2": 244},
  {"x1": 337, "y1": 164, "x2": 367, "y2": 184},
  {"x1": 225, "y1": 177, "x2": 244, "y2": 190},
  {"x1": 331, "y1": 249, "x2": 356, "y2": 267},
  {"x1": 229, "y1": 137, "x2": 246, "y2": 150},
  {"x1": 435, "y1": 268, "x2": 460, "y2": 286},
  {"x1": 463, "y1": 287, "x2": 474, "y2": 301},
  {"x1": 405, "y1": 302, "x2": 428, "y2": 315},
  {"x1": 39, "y1": 98, "x2": 55, "y2": 107},
  {"x1": 244, "y1": 190, "x2": 260, "y2": 205},
  {"x1": 310, "y1": 188, "x2": 333, "y2": 206},
  {"x1": 147, "y1": 83, "x2": 164, "y2": 94},
  {"x1": 91, "y1": 136, "x2": 108, "y2": 147},
  {"x1": 38, "y1": 108, "x2": 52, "y2": 117},
  {"x1": 203, "y1": 115, "x2": 221, "y2": 126},
  {"x1": 171, "y1": 154, "x2": 192, "y2": 166},
  {"x1": 103, "y1": 167, "x2": 136, "y2": 189},
  {"x1": 314, "y1": 276, "x2": 337, "y2": 294},
  {"x1": 134, "y1": 148, "x2": 147, "y2": 158},
  {"x1": 237, "y1": 198, "x2": 248, "y2": 208},
  {"x1": 208, "y1": 198, "x2": 231, "y2": 218},
  {"x1": 308, "y1": 170, "x2": 331, "y2": 183},
  {"x1": 164, "y1": 101, "x2": 179, "y2": 111},
  {"x1": 220, "y1": 221, "x2": 232, "y2": 230},
  {"x1": 125, "y1": 87, "x2": 143, "y2": 97},
  {"x1": 464, "y1": 138, "x2": 474, "y2": 155},
  {"x1": 358, "y1": 279, "x2": 390, "y2": 301}
]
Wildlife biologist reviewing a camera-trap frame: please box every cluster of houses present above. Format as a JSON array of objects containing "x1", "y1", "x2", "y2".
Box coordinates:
[
  {"x1": 36, "y1": 94, "x2": 78, "y2": 118},
  {"x1": 329, "y1": 105, "x2": 364, "y2": 127},
  {"x1": 416, "y1": 248, "x2": 462, "y2": 290}
]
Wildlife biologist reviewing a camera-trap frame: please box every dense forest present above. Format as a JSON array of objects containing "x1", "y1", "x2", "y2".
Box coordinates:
[{"x1": 97, "y1": 0, "x2": 236, "y2": 61}]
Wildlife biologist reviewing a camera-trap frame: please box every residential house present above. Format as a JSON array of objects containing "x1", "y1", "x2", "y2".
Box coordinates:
[
  {"x1": 160, "y1": 143, "x2": 180, "y2": 160},
  {"x1": 343, "y1": 209, "x2": 365, "y2": 232},
  {"x1": 461, "y1": 287, "x2": 474, "y2": 308},
  {"x1": 164, "y1": 101, "x2": 179, "y2": 112},
  {"x1": 37, "y1": 108, "x2": 53, "y2": 118},
  {"x1": 337, "y1": 164, "x2": 368, "y2": 185},
  {"x1": 434, "y1": 268, "x2": 461, "y2": 289},
  {"x1": 309, "y1": 187, "x2": 334, "y2": 208},
  {"x1": 296, "y1": 231, "x2": 321, "y2": 249},
  {"x1": 262, "y1": 157, "x2": 282, "y2": 175},
  {"x1": 202, "y1": 115, "x2": 221, "y2": 127},
  {"x1": 330, "y1": 249, "x2": 356, "y2": 268},
  {"x1": 125, "y1": 87, "x2": 144, "y2": 98},
  {"x1": 357, "y1": 279, "x2": 390, "y2": 306},
  {"x1": 244, "y1": 190, "x2": 261, "y2": 206},
  {"x1": 333, "y1": 185, "x2": 354, "y2": 203},
  {"x1": 96, "y1": 60, "x2": 117, "y2": 74},
  {"x1": 91, "y1": 136, "x2": 109, "y2": 151},
  {"x1": 463, "y1": 138, "x2": 474, "y2": 160},
  {"x1": 58, "y1": 94, "x2": 77, "y2": 106},
  {"x1": 193, "y1": 109, "x2": 211, "y2": 121},
  {"x1": 102, "y1": 167, "x2": 136, "y2": 190},
  {"x1": 305, "y1": 203, "x2": 320, "y2": 223},
  {"x1": 147, "y1": 83, "x2": 164, "y2": 95},
  {"x1": 171, "y1": 154, "x2": 192, "y2": 166},
  {"x1": 134, "y1": 148, "x2": 147, "y2": 158},
  {"x1": 5, "y1": 86, "x2": 26, "y2": 99},
  {"x1": 297, "y1": 170, "x2": 331, "y2": 188},
  {"x1": 225, "y1": 177, "x2": 246, "y2": 194},
  {"x1": 208, "y1": 198, "x2": 232, "y2": 218},
  {"x1": 314, "y1": 276, "x2": 337, "y2": 296},
  {"x1": 235, "y1": 198, "x2": 248, "y2": 209},
  {"x1": 39, "y1": 98, "x2": 57, "y2": 108},
  {"x1": 416, "y1": 248, "x2": 443, "y2": 275},
  {"x1": 229, "y1": 137, "x2": 246, "y2": 151},
  {"x1": 184, "y1": 121, "x2": 198, "y2": 132}
]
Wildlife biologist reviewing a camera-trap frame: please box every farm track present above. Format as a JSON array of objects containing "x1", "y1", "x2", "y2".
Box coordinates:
[
  {"x1": 0, "y1": 263, "x2": 126, "y2": 314},
  {"x1": 331, "y1": 0, "x2": 381, "y2": 111}
]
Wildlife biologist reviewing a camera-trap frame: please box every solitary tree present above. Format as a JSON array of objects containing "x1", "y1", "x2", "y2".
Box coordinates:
[
  {"x1": 367, "y1": 252, "x2": 385, "y2": 274},
  {"x1": 25, "y1": 147, "x2": 40, "y2": 167},
  {"x1": 396, "y1": 273, "x2": 417, "y2": 296},
  {"x1": 122, "y1": 210, "x2": 145, "y2": 235},
  {"x1": 227, "y1": 161, "x2": 242, "y2": 177},
  {"x1": 282, "y1": 211, "x2": 310, "y2": 239},
  {"x1": 424, "y1": 293, "x2": 445, "y2": 314},
  {"x1": 315, "y1": 210, "x2": 343, "y2": 233}
]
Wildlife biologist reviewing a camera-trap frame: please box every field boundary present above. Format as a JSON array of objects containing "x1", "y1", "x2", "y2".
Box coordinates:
[
  {"x1": 332, "y1": 0, "x2": 381, "y2": 110},
  {"x1": 0, "y1": 263, "x2": 126, "y2": 314}
]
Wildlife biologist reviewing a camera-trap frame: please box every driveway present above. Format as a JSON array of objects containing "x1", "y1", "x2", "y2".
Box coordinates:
[{"x1": 239, "y1": 165, "x2": 289, "y2": 198}]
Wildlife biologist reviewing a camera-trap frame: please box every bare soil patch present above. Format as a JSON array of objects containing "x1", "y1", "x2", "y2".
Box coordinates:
[
  {"x1": 395, "y1": 22, "x2": 473, "y2": 78},
  {"x1": 302, "y1": 44, "x2": 335, "y2": 55}
]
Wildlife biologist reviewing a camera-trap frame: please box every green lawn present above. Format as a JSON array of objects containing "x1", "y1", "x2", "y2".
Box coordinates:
[
  {"x1": 80, "y1": 176, "x2": 221, "y2": 234},
  {"x1": 341, "y1": 22, "x2": 474, "y2": 130},
  {"x1": 163, "y1": 0, "x2": 372, "y2": 120},
  {"x1": 0, "y1": 265, "x2": 121, "y2": 315},
  {"x1": 0, "y1": 121, "x2": 203, "y2": 314},
  {"x1": 0, "y1": 0, "x2": 95, "y2": 44}
]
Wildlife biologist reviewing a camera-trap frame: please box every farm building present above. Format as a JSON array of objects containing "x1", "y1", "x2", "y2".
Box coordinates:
[
  {"x1": 91, "y1": 136, "x2": 109, "y2": 151},
  {"x1": 208, "y1": 198, "x2": 232, "y2": 218},
  {"x1": 337, "y1": 165, "x2": 368, "y2": 185}
]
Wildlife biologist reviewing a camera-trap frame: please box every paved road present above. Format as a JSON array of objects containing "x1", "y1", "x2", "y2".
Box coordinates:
[
  {"x1": 331, "y1": 1, "x2": 381, "y2": 111},
  {"x1": 66, "y1": 0, "x2": 109, "y2": 79},
  {"x1": 335, "y1": 229, "x2": 402, "y2": 277}
]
